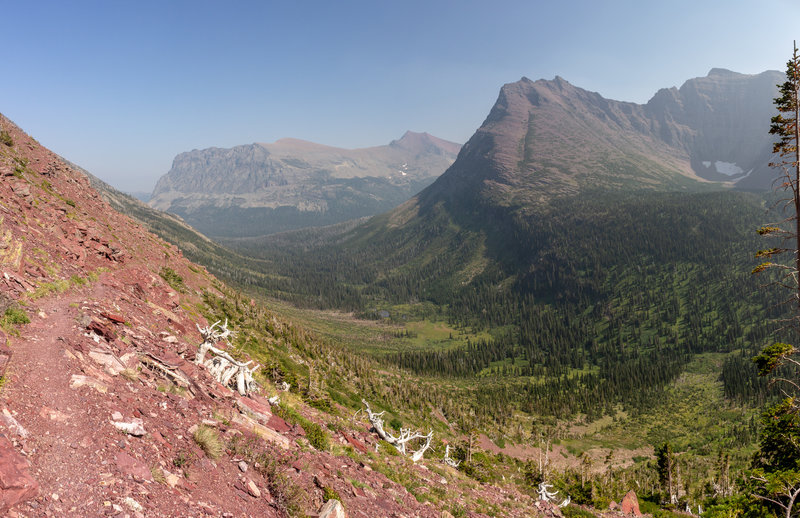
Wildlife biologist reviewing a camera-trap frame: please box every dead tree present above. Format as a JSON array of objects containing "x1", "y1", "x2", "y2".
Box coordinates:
[
  {"x1": 538, "y1": 482, "x2": 571, "y2": 508},
  {"x1": 362, "y1": 399, "x2": 433, "y2": 462},
  {"x1": 195, "y1": 320, "x2": 259, "y2": 396},
  {"x1": 444, "y1": 444, "x2": 461, "y2": 468}
]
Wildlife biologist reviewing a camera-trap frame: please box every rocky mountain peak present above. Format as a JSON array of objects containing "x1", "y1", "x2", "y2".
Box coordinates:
[
  {"x1": 421, "y1": 67, "x2": 783, "y2": 212},
  {"x1": 149, "y1": 131, "x2": 460, "y2": 237}
]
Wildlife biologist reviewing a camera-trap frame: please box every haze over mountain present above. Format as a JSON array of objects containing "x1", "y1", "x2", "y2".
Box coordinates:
[
  {"x1": 423, "y1": 68, "x2": 781, "y2": 217},
  {"x1": 223, "y1": 69, "x2": 786, "y2": 434},
  {"x1": 149, "y1": 131, "x2": 460, "y2": 237}
]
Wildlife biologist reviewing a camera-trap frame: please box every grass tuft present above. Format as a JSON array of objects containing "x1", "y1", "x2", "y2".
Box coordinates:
[
  {"x1": 159, "y1": 267, "x2": 187, "y2": 293},
  {"x1": 193, "y1": 424, "x2": 224, "y2": 459},
  {"x1": 0, "y1": 129, "x2": 12, "y2": 147}
]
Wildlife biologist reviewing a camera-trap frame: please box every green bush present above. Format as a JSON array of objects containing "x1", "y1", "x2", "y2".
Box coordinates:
[
  {"x1": 0, "y1": 129, "x2": 12, "y2": 147},
  {"x1": 303, "y1": 420, "x2": 330, "y2": 451},
  {"x1": 322, "y1": 486, "x2": 341, "y2": 502},
  {"x1": 388, "y1": 417, "x2": 403, "y2": 431},
  {"x1": 1, "y1": 307, "x2": 30, "y2": 334},
  {"x1": 159, "y1": 267, "x2": 186, "y2": 293},
  {"x1": 273, "y1": 402, "x2": 329, "y2": 451},
  {"x1": 561, "y1": 505, "x2": 597, "y2": 518},
  {"x1": 2, "y1": 307, "x2": 29, "y2": 326}
]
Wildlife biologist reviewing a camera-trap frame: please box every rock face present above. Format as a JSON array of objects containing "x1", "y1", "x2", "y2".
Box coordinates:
[
  {"x1": 620, "y1": 490, "x2": 642, "y2": 516},
  {"x1": 424, "y1": 69, "x2": 781, "y2": 215},
  {"x1": 149, "y1": 131, "x2": 460, "y2": 237},
  {"x1": 645, "y1": 68, "x2": 781, "y2": 189},
  {"x1": 0, "y1": 435, "x2": 38, "y2": 513}
]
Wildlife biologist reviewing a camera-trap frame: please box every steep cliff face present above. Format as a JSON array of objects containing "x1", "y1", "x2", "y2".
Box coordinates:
[
  {"x1": 644, "y1": 68, "x2": 781, "y2": 188},
  {"x1": 149, "y1": 132, "x2": 460, "y2": 237}
]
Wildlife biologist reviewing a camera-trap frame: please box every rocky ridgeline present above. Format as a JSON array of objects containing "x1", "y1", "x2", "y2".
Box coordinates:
[
  {"x1": 148, "y1": 131, "x2": 461, "y2": 237},
  {"x1": 425, "y1": 69, "x2": 782, "y2": 214},
  {"x1": 0, "y1": 115, "x2": 650, "y2": 516}
]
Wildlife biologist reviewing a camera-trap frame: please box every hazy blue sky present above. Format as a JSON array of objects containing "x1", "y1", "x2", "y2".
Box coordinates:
[{"x1": 2, "y1": 0, "x2": 797, "y2": 192}]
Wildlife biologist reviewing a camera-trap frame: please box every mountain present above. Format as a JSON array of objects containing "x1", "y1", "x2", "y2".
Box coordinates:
[
  {"x1": 149, "y1": 131, "x2": 460, "y2": 237},
  {"x1": 0, "y1": 115, "x2": 556, "y2": 516},
  {"x1": 645, "y1": 68, "x2": 780, "y2": 189},
  {"x1": 424, "y1": 69, "x2": 781, "y2": 215},
  {"x1": 221, "y1": 70, "x2": 785, "y2": 426}
]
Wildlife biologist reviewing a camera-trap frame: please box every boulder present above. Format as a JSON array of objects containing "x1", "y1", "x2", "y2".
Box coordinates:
[
  {"x1": 114, "y1": 451, "x2": 153, "y2": 482},
  {"x1": 319, "y1": 498, "x2": 347, "y2": 518},
  {"x1": 236, "y1": 396, "x2": 272, "y2": 424},
  {"x1": 0, "y1": 435, "x2": 38, "y2": 513},
  {"x1": 621, "y1": 490, "x2": 642, "y2": 516}
]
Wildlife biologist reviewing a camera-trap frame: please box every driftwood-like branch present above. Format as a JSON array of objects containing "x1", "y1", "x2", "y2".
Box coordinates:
[
  {"x1": 444, "y1": 444, "x2": 461, "y2": 468},
  {"x1": 538, "y1": 483, "x2": 570, "y2": 508},
  {"x1": 410, "y1": 431, "x2": 434, "y2": 463},
  {"x1": 195, "y1": 320, "x2": 258, "y2": 396},
  {"x1": 140, "y1": 353, "x2": 191, "y2": 388},
  {"x1": 362, "y1": 399, "x2": 433, "y2": 462}
]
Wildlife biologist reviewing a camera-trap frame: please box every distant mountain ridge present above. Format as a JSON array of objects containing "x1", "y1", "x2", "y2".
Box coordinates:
[
  {"x1": 149, "y1": 131, "x2": 460, "y2": 237},
  {"x1": 224, "y1": 67, "x2": 786, "y2": 309},
  {"x1": 422, "y1": 69, "x2": 782, "y2": 216}
]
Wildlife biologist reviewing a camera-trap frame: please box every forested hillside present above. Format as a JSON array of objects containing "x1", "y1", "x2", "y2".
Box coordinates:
[{"x1": 222, "y1": 190, "x2": 783, "y2": 419}]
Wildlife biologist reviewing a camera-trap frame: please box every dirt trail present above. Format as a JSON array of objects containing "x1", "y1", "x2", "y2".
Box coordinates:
[{"x1": 5, "y1": 292, "x2": 123, "y2": 516}]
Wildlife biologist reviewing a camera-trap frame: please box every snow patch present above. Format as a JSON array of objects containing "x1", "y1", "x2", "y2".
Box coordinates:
[
  {"x1": 702, "y1": 161, "x2": 711, "y2": 168},
  {"x1": 714, "y1": 161, "x2": 744, "y2": 176}
]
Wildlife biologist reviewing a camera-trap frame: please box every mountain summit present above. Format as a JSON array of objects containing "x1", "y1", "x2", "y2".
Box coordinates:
[
  {"x1": 422, "y1": 69, "x2": 782, "y2": 214},
  {"x1": 149, "y1": 132, "x2": 460, "y2": 237}
]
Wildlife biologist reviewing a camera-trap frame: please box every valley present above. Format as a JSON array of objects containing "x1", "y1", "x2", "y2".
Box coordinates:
[{"x1": 1, "y1": 62, "x2": 798, "y2": 518}]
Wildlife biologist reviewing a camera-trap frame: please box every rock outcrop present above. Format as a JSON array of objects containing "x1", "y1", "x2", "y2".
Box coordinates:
[
  {"x1": 424, "y1": 69, "x2": 781, "y2": 216},
  {"x1": 620, "y1": 490, "x2": 642, "y2": 515},
  {"x1": 0, "y1": 435, "x2": 38, "y2": 513},
  {"x1": 149, "y1": 131, "x2": 460, "y2": 237}
]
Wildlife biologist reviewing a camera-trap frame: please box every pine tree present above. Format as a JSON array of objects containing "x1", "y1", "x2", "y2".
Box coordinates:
[
  {"x1": 750, "y1": 41, "x2": 800, "y2": 518},
  {"x1": 656, "y1": 442, "x2": 677, "y2": 505},
  {"x1": 756, "y1": 41, "x2": 800, "y2": 316}
]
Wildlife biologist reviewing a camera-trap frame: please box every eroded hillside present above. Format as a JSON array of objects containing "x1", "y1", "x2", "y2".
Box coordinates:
[{"x1": 0, "y1": 115, "x2": 573, "y2": 517}]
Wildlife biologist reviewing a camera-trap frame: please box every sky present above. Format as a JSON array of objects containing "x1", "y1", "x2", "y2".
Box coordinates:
[{"x1": 1, "y1": 0, "x2": 798, "y2": 193}]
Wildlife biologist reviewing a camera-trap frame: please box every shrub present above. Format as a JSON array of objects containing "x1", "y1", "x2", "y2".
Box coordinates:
[
  {"x1": 2, "y1": 307, "x2": 29, "y2": 326},
  {"x1": 562, "y1": 505, "x2": 596, "y2": 518},
  {"x1": 1, "y1": 307, "x2": 30, "y2": 334},
  {"x1": 0, "y1": 129, "x2": 12, "y2": 147},
  {"x1": 322, "y1": 486, "x2": 341, "y2": 502},
  {"x1": 388, "y1": 417, "x2": 403, "y2": 431},
  {"x1": 172, "y1": 450, "x2": 194, "y2": 468},
  {"x1": 193, "y1": 424, "x2": 223, "y2": 459},
  {"x1": 228, "y1": 434, "x2": 305, "y2": 516},
  {"x1": 159, "y1": 267, "x2": 186, "y2": 293},
  {"x1": 274, "y1": 402, "x2": 329, "y2": 451},
  {"x1": 303, "y1": 420, "x2": 330, "y2": 451}
]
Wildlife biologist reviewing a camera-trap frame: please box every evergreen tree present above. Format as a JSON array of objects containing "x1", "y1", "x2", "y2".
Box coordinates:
[
  {"x1": 750, "y1": 41, "x2": 800, "y2": 518},
  {"x1": 656, "y1": 442, "x2": 677, "y2": 505}
]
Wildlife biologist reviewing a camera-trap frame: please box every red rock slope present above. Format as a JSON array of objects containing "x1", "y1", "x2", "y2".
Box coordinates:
[{"x1": 0, "y1": 115, "x2": 555, "y2": 517}]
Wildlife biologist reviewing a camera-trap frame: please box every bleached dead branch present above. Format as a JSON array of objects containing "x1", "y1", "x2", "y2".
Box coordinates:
[
  {"x1": 444, "y1": 444, "x2": 461, "y2": 468},
  {"x1": 362, "y1": 399, "x2": 433, "y2": 462},
  {"x1": 538, "y1": 482, "x2": 570, "y2": 508},
  {"x1": 195, "y1": 320, "x2": 259, "y2": 395}
]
